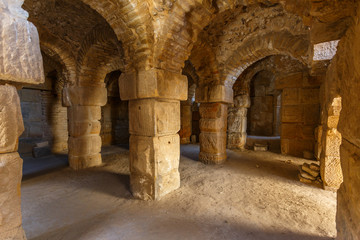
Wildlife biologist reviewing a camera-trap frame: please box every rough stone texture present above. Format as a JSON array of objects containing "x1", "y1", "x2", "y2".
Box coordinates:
[
  {"x1": 227, "y1": 104, "x2": 248, "y2": 149},
  {"x1": 0, "y1": 152, "x2": 26, "y2": 240},
  {"x1": 0, "y1": 85, "x2": 24, "y2": 154},
  {"x1": 0, "y1": 0, "x2": 44, "y2": 84},
  {"x1": 129, "y1": 133, "x2": 180, "y2": 200},
  {"x1": 63, "y1": 86, "x2": 107, "y2": 107},
  {"x1": 277, "y1": 73, "x2": 320, "y2": 158},
  {"x1": 68, "y1": 106, "x2": 103, "y2": 170},
  {"x1": 129, "y1": 99, "x2": 180, "y2": 137},
  {"x1": 119, "y1": 69, "x2": 188, "y2": 101},
  {"x1": 199, "y1": 103, "x2": 227, "y2": 164},
  {"x1": 179, "y1": 102, "x2": 192, "y2": 144}
]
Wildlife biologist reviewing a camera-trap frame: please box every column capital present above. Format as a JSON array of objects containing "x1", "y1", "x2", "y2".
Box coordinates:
[
  {"x1": 119, "y1": 68, "x2": 188, "y2": 101},
  {"x1": 63, "y1": 86, "x2": 107, "y2": 107},
  {"x1": 196, "y1": 85, "x2": 233, "y2": 104}
]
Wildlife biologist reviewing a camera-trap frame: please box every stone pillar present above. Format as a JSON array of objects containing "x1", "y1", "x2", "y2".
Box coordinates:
[
  {"x1": 199, "y1": 103, "x2": 228, "y2": 164},
  {"x1": 196, "y1": 84, "x2": 233, "y2": 164},
  {"x1": 0, "y1": 1, "x2": 44, "y2": 239},
  {"x1": 119, "y1": 69, "x2": 187, "y2": 200},
  {"x1": 227, "y1": 95, "x2": 250, "y2": 149},
  {"x1": 0, "y1": 85, "x2": 27, "y2": 240},
  {"x1": 63, "y1": 86, "x2": 107, "y2": 170},
  {"x1": 179, "y1": 101, "x2": 192, "y2": 144}
]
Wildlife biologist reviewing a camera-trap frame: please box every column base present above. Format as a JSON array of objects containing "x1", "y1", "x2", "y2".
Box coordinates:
[
  {"x1": 0, "y1": 153, "x2": 26, "y2": 240},
  {"x1": 199, "y1": 152, "x2": 227, "y2": 164},
  {"x1": 130, "y1": 134, "x2": 180, "y2": 200},
  {"x1": 68, "y1": 153, "x2": 102, "y2": 170}
]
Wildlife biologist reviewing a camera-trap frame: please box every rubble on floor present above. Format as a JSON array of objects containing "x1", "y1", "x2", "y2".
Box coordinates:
[{"x1": 298, "y1": 163, "x2": 322, "y2": 184}]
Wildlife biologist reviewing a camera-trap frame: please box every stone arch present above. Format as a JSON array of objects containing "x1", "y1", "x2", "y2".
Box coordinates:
[
  {"x1": 76, "y1": 24, "x2": 124, "y2": 86},
  {"x1": 153, "y1": 1, "x2": 216, "y2": 72},
  {"x1": 223, "y1": 31, "x2": 311, "y2": 87},
  {"x1": 80, "y1": 0, "x2": 153, "y2": 70},
  {"x1": 38, "y1": 28, "x2": 77, "y2": 85}
]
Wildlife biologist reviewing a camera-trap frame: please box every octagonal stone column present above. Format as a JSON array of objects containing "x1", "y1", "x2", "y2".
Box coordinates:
[
  {"x1": 63, "y1": 86, "x2": 107, "y2": 170},
  {"x1": 119, "y1": 69, "x2": 187, "y2": 200},
  {"x1": 0, "y1": 1, "x2": 44, "y2": 239},
  {"x1": 227, "y1": 95, "x2": 250, "y2": 150},
  {"x1": 196, "y1": 85, "x2": 233, "y2": 164}
]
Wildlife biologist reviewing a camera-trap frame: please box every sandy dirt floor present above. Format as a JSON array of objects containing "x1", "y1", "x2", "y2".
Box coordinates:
[{"x1": 21, "y1": 144, "x2": 337, "y2": 240}]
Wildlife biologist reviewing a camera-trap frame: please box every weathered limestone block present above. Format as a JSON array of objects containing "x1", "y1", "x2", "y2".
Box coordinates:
[
  {"x1": 129, "y1": 99, "x2": 180, "y2": 137},
  {"x1": 68, "y1": 106, "x2": 103, "y2": 170},
  {"x1": 337, "y1": 140, "x2": 360, "y2": 239},
  {"x1": 196, "y1": 85, "x2": 233, "y2": 104},
  {"x1": 0, "y1": 85, "x2": 24, "y2": 154},
  {"x1": 282, "y1": 105, "x2": 303, "y2": 123},
  {"x1": 0, "y1": 1, "x2": 44, "y2": 84},
  {"x1": 199, "y1": 103, "x2": 228, "y2": 164},
  {"x1": 282, "y1": 88, "x2": 300, "y2": 105},
  {"x1": 227, "y1": 132, "x2": 247, "y2": 150},
  {"x1": 0, "y1": 152, "x2": 26, "y2": 240},
  {"x1": 320, "y1": 128, "x2": 343, "y2": 190},
  {"x1": 179, "y1": 103, "x2": 192, "y2": 144},
  {"x1": 129, "y1": 134, "x2": 180, "y2": 200},
  {"x1": 227, "y1": 108, "x2": 247, "y2": 133},
  {"x1": 275, "y1": 73, "x2": 303, "y2": 89},
  {"x1": 233, "y1": 95, "x2": 250, "y2": 108},
  {"x1": 119, "y1": 69, "x2": 187, "y2": 101},
  {"x1": 63, "y1": 86, "x2": 107, "y2": 107}
]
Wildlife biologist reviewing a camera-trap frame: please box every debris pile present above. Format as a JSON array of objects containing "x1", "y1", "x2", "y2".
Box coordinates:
[{"x1": 298, "y1": 163, "x2": 322, "y2": 184}]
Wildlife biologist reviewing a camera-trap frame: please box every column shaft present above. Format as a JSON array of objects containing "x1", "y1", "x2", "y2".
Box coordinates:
[
  {"x1": 68, "y1": 106, "x2": 102, "y2": 169},
  {"x1": 179, "y1": 102, "x2": 192, "y2": 144},
  {"x1": 129, "y1": 98, "x2": 181, "y2": 200},
  {"x1": 0, "y1": 85, "x2": 26, "y2": 240},
  {"x1": 199, "y1": 103, "x2": 228, "y2": 164}
]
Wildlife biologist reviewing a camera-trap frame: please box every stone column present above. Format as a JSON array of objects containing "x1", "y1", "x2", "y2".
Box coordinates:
[
  {"x1": 63, "y1": 86, "x2": 107, "y2": 170},
  {"x1": 0, "y1": 85, "x2": 27, "y2": 240},
  {"x1": 179, "y1": 101, "x2": 192, "y2": 144},
  {"x1": 196, "y1": 85, "x2": 233, "y2": 164},
  {"x1": 227, "y1": 95, "x2": 250, "y2": 149},
  {"x1": 119, "y1": 69, "x2": 187, "y2": 200},
  {"x1": 0, "y1": 2, "x2": 44, "y2": 239}
]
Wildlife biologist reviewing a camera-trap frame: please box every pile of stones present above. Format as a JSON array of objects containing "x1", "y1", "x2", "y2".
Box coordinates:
[{"x1": 298, "y1": 163, "x2": 322, "y2": 184}]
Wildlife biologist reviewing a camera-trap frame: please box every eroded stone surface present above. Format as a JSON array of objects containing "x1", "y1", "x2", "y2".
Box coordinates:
[
  {"x1": 0, "y1": 85, "x2": 24, "y2": 154},
  {"x1": 0, "y1": 1, "x2": 44, "y2": 84},
  {"x1": 0, "y1": 152, "x2": 26, "y2": 240}
]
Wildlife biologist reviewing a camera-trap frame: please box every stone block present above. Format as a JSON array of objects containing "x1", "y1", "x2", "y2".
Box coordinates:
[
  {"x1": 32, "y1": 146, "x2": 52, "y2": 158},
  {"x1": 129, "y1": 99, "x2": 180, "y2": 137},
  {"x1": 69, "y1": 120, "x2": 101, "y2": 138},
  {"x1": 281, "y1": 123, "x2": 298, "y2": 139},
  {"x1": 200, "y1": 118, "x2": 227, "y2": 132},
  {"x1": 199, "y1": 151, "x2": 227, "y2": 165},
  {"x1": 227, "y1": 132, "x2": 247, "y2": 149},
  {"x1": 275, "y1": 72, "x2": 303, "y2": 89},
  {"x1": 0, "y1": 85, "x2": 24, "y2": 154},
  {"x1": 196, "y1": 85, "x2": 233, "y2": 104},
  {"x1": 0, "y1": 152, "x2": 26, "y2": 240},
  {"x1": 282, "y1": 105, "x2": 303, "y2": 123},
  {"x1": 300, "y1": 88, "x2": 320, "y2": 104},
  {"x1": 303, "y1": 104, "x2": 320, "y2": 125},
  {"x1": 68, "y1": 135, "x2": 102, "y2": 157},
  {"x1": 233, "y1": 95, "x2": 250, "y2": 108},
  {"x1": 68, "y1": 153, "x2": 102, "y2": 170},
  {"x1": 327, "y1": 115, "x2": 339, "y2": 128},
  {"x1": 0, "y1": 7, "x2": 44, "y2": 84},
  {"x1": 119, "y1": 69, "x2": 187, "y2": 101},
  {"x1": 129, "y1": 134, "x2": 180, "y2": 200},
  {"x1": 19, "y1": 89, "x2": 41, "y2": 102},
  {"x1": 199, "y1": 132, "x2": 227, "y2": 155},
  {"x1": 63, "y1": 86, "x2": 107, "y2": 107},
  {"x1": 199, "y1": 103, "x2": 227, "y2": 119},
  {"x1": 228, "y1": 108, "x2": 247, "y2": 133},
  {"x1": 282, "y1": 88, "x2": 300, "y2": 105},
  {"x1": 70, "y1": 106, "x2": 101, "y2": 122}
]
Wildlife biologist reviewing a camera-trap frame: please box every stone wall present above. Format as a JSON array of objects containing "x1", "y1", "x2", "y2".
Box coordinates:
[
  {"x1": 101, "y1": 97, "x2": 129, "y2": 146},
  {"x1": 18, "y1": 82, "x2": 68, "y2": 156},
  {"x1": 277, "y1": 73, "x2": 321, "y2": 158},
  {"x1": 247, "y1": 71, "x2": 276, "y2": 136},
  {"x1": 324, "y1": 2, "x2": 360, "y2": 237}
]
